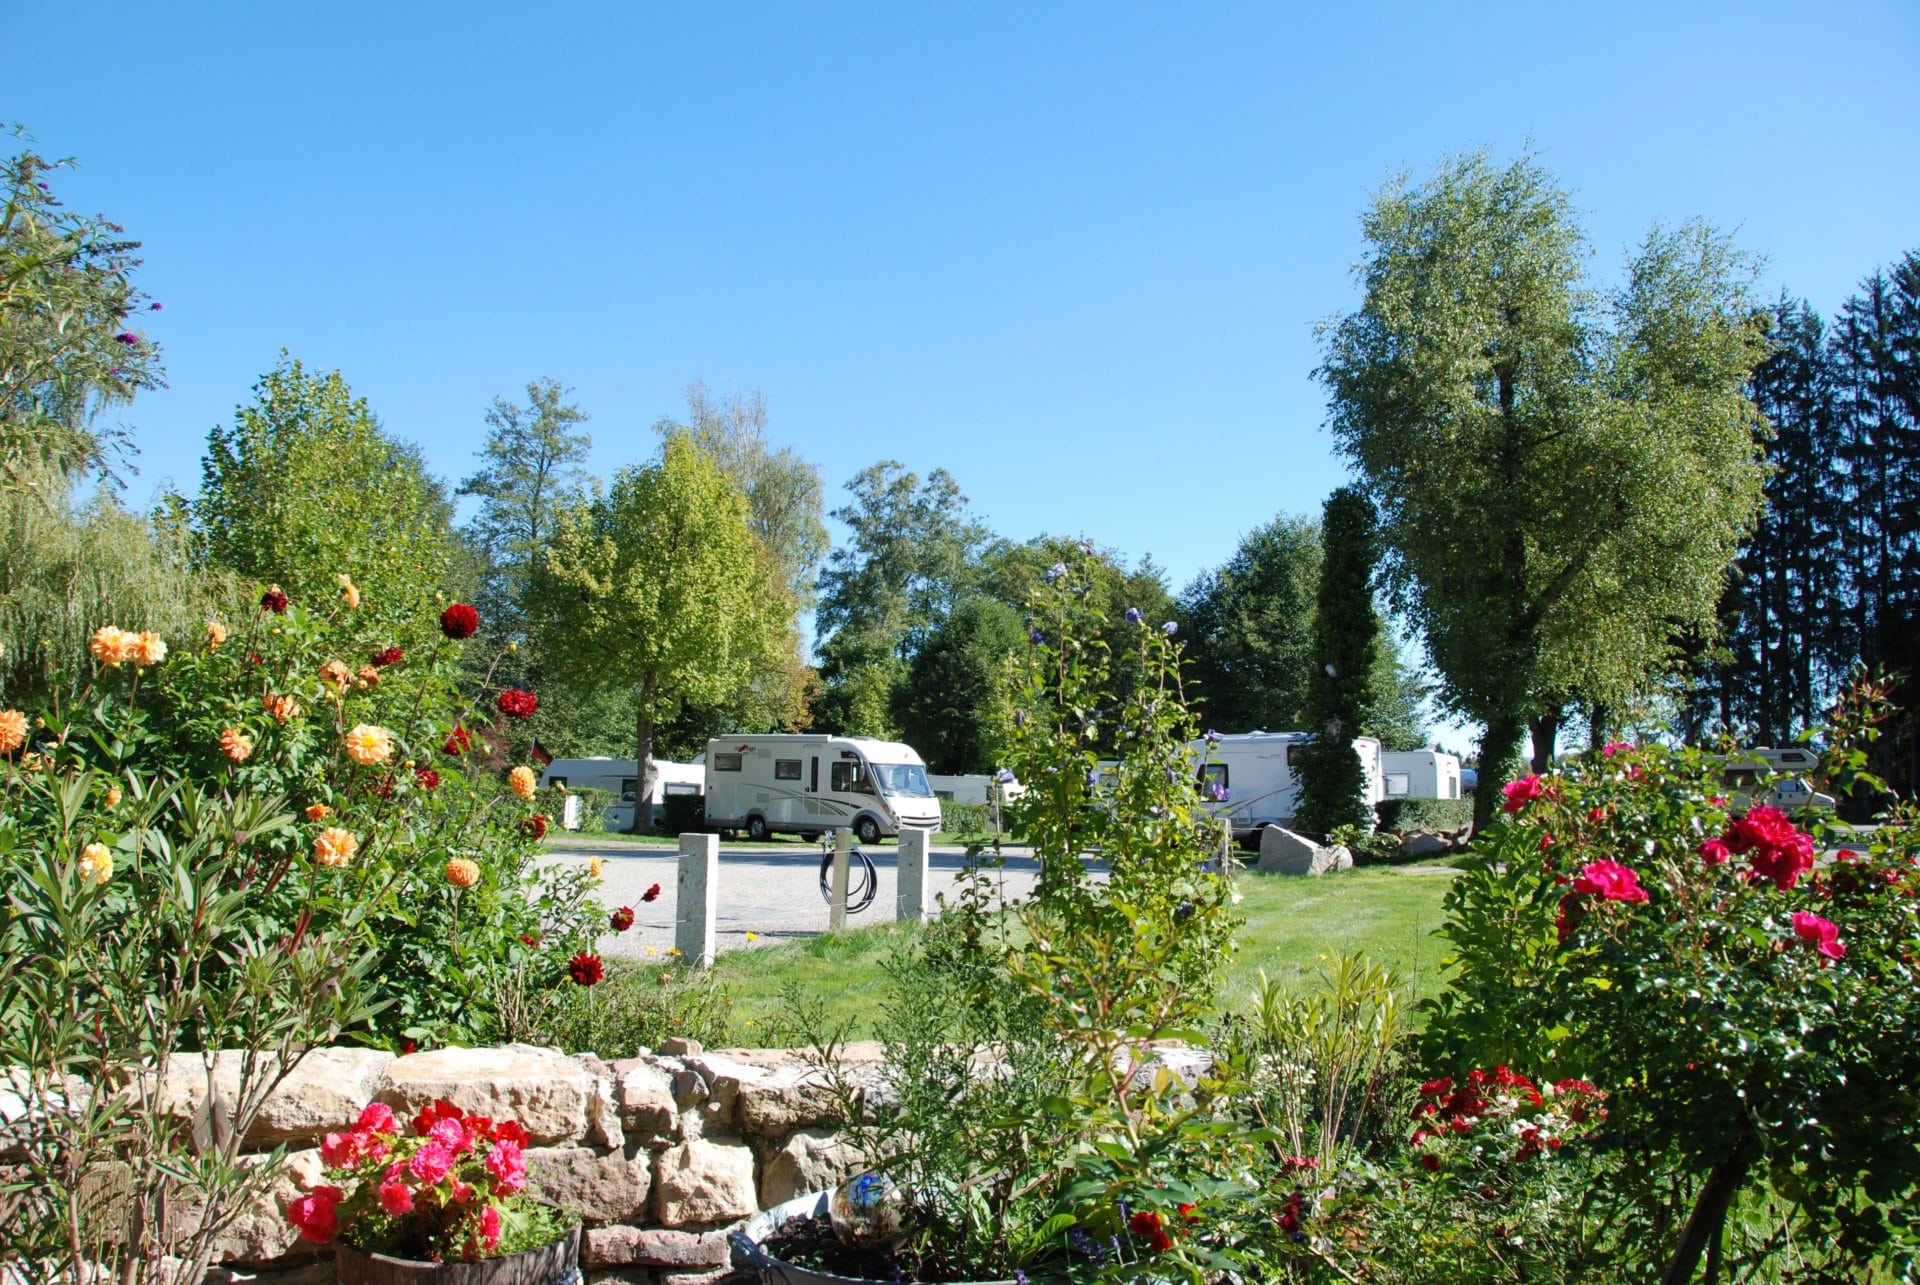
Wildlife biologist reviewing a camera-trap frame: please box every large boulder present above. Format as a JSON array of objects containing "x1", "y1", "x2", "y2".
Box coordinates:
[
  {"x1": 527, "y1": 1145, "x2": 652, "y2": 1226},
  {"x1": 376, "y1": 1044, "x2": 591, "y2": 1146},
  {"x1": 1397, "y1": 830, "x2": 1453, "y2": 860},
  {"x1": 681, "y1": 1043, "x2": 888, "y2": 1140},
  {"x1": 652, "y1": 1138, "x2": 759, "y2": 1227},
  {"x1": 1255, "y1": 827, "x2": 1349, "y2": 875}
]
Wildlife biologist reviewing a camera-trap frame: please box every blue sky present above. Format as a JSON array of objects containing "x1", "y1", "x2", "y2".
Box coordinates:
[{"x1": 14, "y1": 1, "x2": 1919, "y2": 606}]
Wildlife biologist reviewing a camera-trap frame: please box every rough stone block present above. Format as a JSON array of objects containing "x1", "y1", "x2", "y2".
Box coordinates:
[
  {"x1": 527, "y1": 1144, "x2": 652, "y2": 1226},
  {"x1": 653, "y1": 1137, "x2": 759, "y2": 1227},
  {"x1": 1255, "y1": 827, "x2": 1343, "y2": 876},
  {"x1": 615, "y1": 1059, "x2": 679, "y2": 1139},
  {"x1": 585, "y1": 1225, "x2": 730, "y2": 1268},
  {"x1": 150, "y1": 1048, "x2": 393, "y2": 1149},
  {"x1": 377, "y1": 1044, "x2": 591, "y2": 1145},
  {"x1": 759, "y1": 1128, "x2": 867, "y2": 1207}
]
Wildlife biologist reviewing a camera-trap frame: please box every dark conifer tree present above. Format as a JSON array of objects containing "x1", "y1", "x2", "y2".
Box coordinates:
[{"x1": 1293, "y1": 487, "x2": 1379, "y2": 835}]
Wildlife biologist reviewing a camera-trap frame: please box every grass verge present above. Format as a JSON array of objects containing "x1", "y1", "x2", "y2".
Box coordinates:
[{"x1": 707, "y1": 865, "x2": 1457, "y2": 1047}]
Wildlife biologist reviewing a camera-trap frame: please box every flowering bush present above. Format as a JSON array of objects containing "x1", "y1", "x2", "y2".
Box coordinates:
[
  {"x1": 286, "y1": 1101, "x2": 571, "y2": 1260},
  {"x1": 1422, "y1": 729, "x2": 1920, "y2": 1277}
]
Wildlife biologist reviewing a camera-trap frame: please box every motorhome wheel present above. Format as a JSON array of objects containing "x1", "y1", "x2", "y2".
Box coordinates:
[
  {"x1": 854, "y1": 815, "x2": 882, "y2": 845},
  {"x1": 746, "y1": 814, "x2": 771, "y2": 841}
]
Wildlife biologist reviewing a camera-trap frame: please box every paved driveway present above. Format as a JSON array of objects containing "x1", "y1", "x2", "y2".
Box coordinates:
[{"x1": 542, "y1": 837, "x2": 1045, "y2": 959}]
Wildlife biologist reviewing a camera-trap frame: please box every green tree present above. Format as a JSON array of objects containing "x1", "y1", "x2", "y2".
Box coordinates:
[
  {"x1": 1, "y1": 129, "x2": 165, "y2": 489},
  {"x1": 1318, "y1": 152, "x2": 1770, "y2": 826},
  {"x1": 528, "y1": 432, "x2": 795, "y2": 827},
  {"x1": 1178, "y1": 514, "x2": 1321, "y2": 734},
  {"x1": 813, "y1": 461, "x2": 988, "y2": 736},
  {"x1": 656, "y1": 382, "x2": 829, "y2": 609},
  {"x1": 1293, "y1": 487, "x2": 1380, "y2": 835},
  {"x1": 457, "y1": 377, "x2": 592, "y2": 635},
  {"x1": 196, "y1": 354, "x2": 454, "y2": 608},
  {"x1": 891, "y1": 595, "x2": 1025, "y2": 773}
]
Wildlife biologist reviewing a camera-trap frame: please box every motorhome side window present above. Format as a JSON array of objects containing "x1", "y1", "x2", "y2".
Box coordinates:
[
  {"x1": 774, "y1": 759, "x2": 802, "y2": 781},
  {"x1": 830, "y1": 761, "x2": 872, "y2": 794},
  {"x1": 1285, "y1": 743, "x2": 1304, "y2": 767},
  {"x1": 620, "y1": 778, "x2": 637, "y2": 801},
  {"x1": 548, "y1": 777, "x2": 568, "y2": 789},
  {"x1": 713, "y1": 754, "x2": 743, "y2": 772},
  {"x1": 1386, "y1": 773, "x2": 1410, "y2": 797},
  {"x1": 1198, "y1": 764, "x2": 1228, "y2": 790}
]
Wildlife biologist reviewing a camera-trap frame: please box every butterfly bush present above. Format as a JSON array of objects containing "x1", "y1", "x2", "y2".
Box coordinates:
[{"x1": 1421, "y1": 708, "x2": 1920, "y2": 1274}]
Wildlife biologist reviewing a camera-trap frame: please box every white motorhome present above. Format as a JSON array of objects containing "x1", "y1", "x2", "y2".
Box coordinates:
[
  {"x1": 702, "y1": 735, "x2": 943, "y2": 844},
  {"x1": 1188, "y1": 731, "x2": 1386, "y2": 844},
  {"x1": 926, "y1": 773, "x2": 1027, "y2": 806},
  {"x1": 538, "y1": 757, "x2": 705, "y2": 831},
  {"x1": 1725, "y1": 746, "x2": 1835, "y2": 813},
  {"x1": 1381, "y1": 749, "x2": 1463, "y2": 801}
]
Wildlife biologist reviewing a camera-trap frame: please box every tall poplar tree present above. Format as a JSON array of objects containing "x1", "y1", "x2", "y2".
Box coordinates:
[
  {"x1": 1318, "y1": 152, "x2": 1769, "y2": 826},
  {"x1": 1292, "y1": 487, "x2": 1380, "y2": 835}
]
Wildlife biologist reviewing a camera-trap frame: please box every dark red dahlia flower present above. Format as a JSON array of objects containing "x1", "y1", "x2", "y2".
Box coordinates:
[
  {"x1": 439, "y1": 603, "x2": 479, "y2": 640},
  {"x1": 496, "y1": 689, "x2": 539, "y2": 719},
  {"x1": 260, "y1": 589, "x2": 290, "y2": 614},
  {"x1": 610, "y1": 906, "x2": 635, "y2": 932},
  {"x1": 568, "y1": 951, "x2": 604, "y2": 986}
]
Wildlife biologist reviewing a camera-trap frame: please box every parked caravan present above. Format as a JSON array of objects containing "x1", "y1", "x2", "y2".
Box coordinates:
[
  {"x1": 537, "y1": 757, "x2": 704, "y2": 831},
  {"x1": 1188, "y1": 731, "x2": 1386, "y2": 845},
  {"x1": 1724, "y1": 746, "x2": 1836, "y2": 814},
  {"x1": 926, "y1": 773, "x2": 1027, "y2": 806},
  {"x1": 1381, "y1": 749, "x2": 1463, "y2": 801},
  {"x1": 702, "y1": 735, "x2": 943, "y2": 844}
]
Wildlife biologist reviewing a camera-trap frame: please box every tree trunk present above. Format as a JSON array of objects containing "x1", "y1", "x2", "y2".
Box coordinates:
[
  {"x1": 631, "y1": 669, "x2": 660, "y2": 835},
  {"x1": 1658, "y1": 1134, "x2": 1754, "y2": 1285},
  {"x1": 1528, "y1": 708, "x2": 1561, "y2": 774},
  {"x1": 1473, "y1": 709, "x2": 1527, "y2": 831}
]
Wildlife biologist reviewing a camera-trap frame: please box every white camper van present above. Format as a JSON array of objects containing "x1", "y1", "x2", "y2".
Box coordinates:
[
  {"x1": 1724, "y1": 746, "x2": 1836, "y2": 814},
  {"x1": 537, "y1": 757, "x2": 705, "y2": 831},
  {"x1": 1189, "y1": 731, "x2": 1387, "y2": 845},
  {"x1": 926, "y1": 773, "x2": 1027, "y2": 806},
  {"x1": 702, "y1": 735, "x2": 943, "y2": 844},
  {"x1": 1381, "y1": 749, "x2": 1463, "y2": 801}
]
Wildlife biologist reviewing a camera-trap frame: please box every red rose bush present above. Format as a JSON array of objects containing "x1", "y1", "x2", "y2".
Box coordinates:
[{"x1": 287, "y1": 1100, "x2": 569, "y2": 1261}]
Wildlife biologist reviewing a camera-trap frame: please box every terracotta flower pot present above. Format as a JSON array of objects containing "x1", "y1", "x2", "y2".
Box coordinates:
[
  {"x1": 333, "y1": 1224, "x2": 581, "y2": 1285},
  {"x1": 729, "y1": 1192, "x2": 1018, "y2": 1285}
]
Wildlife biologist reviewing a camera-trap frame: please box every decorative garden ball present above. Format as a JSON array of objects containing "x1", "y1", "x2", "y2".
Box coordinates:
[{"x1": 828, "y1": 1171, "x2": 907, "y2": 1246}]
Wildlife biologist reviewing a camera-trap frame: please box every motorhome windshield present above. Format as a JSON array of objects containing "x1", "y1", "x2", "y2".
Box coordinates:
[{"x1": 870, "y1": 763, "x2": 934, "y2": 798}]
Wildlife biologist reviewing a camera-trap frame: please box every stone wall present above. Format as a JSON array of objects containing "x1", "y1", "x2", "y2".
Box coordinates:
[{"x1": 181, "y1": 1040, "x2": 886, "y2": 1285}]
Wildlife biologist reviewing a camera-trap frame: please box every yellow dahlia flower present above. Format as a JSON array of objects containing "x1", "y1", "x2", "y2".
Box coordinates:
[
  {"x1": 89, "y1": 626, "x2": 134, "y2": 667},
  {"x1": 588, "y1": 857, "x2": 603, "y2": 879},
  {"x1": 205, "y1": 620, "x2": 229, "y2": 651},
  {"x1": 509, "y1": 765, "x2": 537, "y2": 800},
  {"x1": 219, "y1": 728, "x2": 254, "y2": 762},
  {"x1": 264, "y1": 693, "x2": 302, "y2": 723},
  {"x1": 319, "y1": 660, "x2": 352, "y2": 693},
  {"x1": 314, "y1": 827, "x2": 358, "y2": 867},
  {"x1": 0, "y1": 708, "x2": 27, "y2": 755},
  {"x1": 445, "y1": 858, "x2": 481, "y2": 888},
  {"x1": 130, "y1": 632, "x2": 167, "y2": 667},
  {"x1": 78, "y1": 842, "x2": 114, "y2": 885},
  {"x1": 343, "y1": 724, "x2": 393, "y2": 766}
]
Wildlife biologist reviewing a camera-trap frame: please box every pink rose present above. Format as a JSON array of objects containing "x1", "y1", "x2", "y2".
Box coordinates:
[
  {"x1": 1602, "y1": 741, "x2": 1634, "y2": 758},
  {"x1": 408, "y1": 1140, "x2": 456, "y2": 1185},
  {"x1": 286, "y1": 1185, "x2": 344, "y2": 1243},
  {"x1": 357, "y1": 1102, "x2": 397, "y2": 1135},
  {"x1": 1699, "y1": 838, "x2": 1731, "y2": 867},
  {"x1": 378, "y1": 1179, "x2": 415, "y2": 1216},
  {"x1": 1571, "y1": 859, "x2": 1650, "y2": 905},
  {"x1": 1502, "y1": 775, "x2": 1545, "y2": 814},
  {"x1": 485, "y1": 1138, "x2": 527, "y2": 1195},
  {"x1": 1791, "y1": 911, "x2": 1846, "y2": 962}
]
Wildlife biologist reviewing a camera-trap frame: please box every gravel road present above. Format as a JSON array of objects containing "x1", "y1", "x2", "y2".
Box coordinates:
[{"x1": 541, "y1": 836, "x2": 1047, "y2": 960}]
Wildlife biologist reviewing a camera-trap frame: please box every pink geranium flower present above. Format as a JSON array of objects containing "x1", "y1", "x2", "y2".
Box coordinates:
[
  {"x1": 378, "y1": 1179, "x2": 415, "y2": 1216},
  {"x1": 408, "y1": 1140, "x2": 456, "y2": 1185}
]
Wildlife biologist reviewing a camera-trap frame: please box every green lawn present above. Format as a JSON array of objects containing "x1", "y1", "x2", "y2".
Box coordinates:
[{"x1": 708, "y1": 865, "x2": 1459, "y2": 1047}]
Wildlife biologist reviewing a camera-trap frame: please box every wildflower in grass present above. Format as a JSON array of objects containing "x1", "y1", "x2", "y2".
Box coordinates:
[
  {"x1": 78, "y1": 842, "x2": 114, "y2": 885},
  {"x1": 568, "y1": 951, "x2": 604, "y2": 986},
  {"x1": 344, "y1": 724, "x2": 394, "y2": 766},
  {"x1": 219, "y1": 727, "x2": 254, "y2": 762},
  {"x1": 509, "y1": 765, "x2": 537, "y2": 799},
  {"x1": 746, "y1": 931, "x2": 758, "y2": 942},
  {"x1": 439, "y1": 602, "x2": 479, "y2": 639},
  {"x1": 205, "y1": 620, "x2": 228, "y2": 651},
  {"x1": 0, "y1": 708, "x2": 26, "y2": 754},
  {"x1": 667, "y1": 947, "x2": 681, "y2": 957},
  {"x1": 314, "y1": 827, "x2": 358, "y2": 867},
  {"x1": 445, "y1": 858, "x2": 480, "y2": 888},
  {"x1": 261, "y1": 588, "x2": 289, "y2": 614}
]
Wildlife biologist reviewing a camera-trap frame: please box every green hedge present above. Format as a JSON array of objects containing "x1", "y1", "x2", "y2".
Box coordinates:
[
  {"x1": 1375, "y1": 797, "x2": 1474, "y2": 835},
  {"x1": 662, "y1": 792, "x2": 706, "y2": 835},
  {"x1": 940, "y1": 800, "x2": 994, "y2": 835}
]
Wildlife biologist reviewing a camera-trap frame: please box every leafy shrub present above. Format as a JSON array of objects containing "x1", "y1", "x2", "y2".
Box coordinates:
[
  {"x1": 661, "y1": 790, "x2": 705, "y2": 835},
  {"x1": 1375, "y1": 796, "x2": 1473, "y2": 835},
  {"x1": 1421, "y1": 717, "x2": 1920, "y2": 1279},
  {"x1": 936, "y1": 799, "x2": 991, "y2": 835}
]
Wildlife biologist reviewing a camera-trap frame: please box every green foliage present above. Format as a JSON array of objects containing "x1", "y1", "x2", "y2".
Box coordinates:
[
  {"x1": 935, "y1": 799, "x2": 993, "y2": 837},
  {"x1": 1293, "y1": 487, "x2": 1380, "y2": 835},
  {"x1": 0, "y1": 128, "x2": 165, "y2": 488},
  {"x1": 1179, "y1": 513, "x2": 1320, "y2": 735},
  {"x1": 195, "y1": 354, "x2": 455, "y2": 609},
  {"x1": 660, "y1": 790, "x2": 704, "y2": 835},
  {"x1": 1374, "y1": 796, "x2": 1473, "y2": 835},
  {"x1": 813, "y1": 461, "x2": 987, "y2": 737},
  {"x1": 528, "y1": 431, "x2": 796, "y2": 825},
  {"x1": 891, "y1": 595, "x2": 1023, "y2": 773},
  {"x1": 1422, "y1": 726, "x2": 1920, "y2": 1278},
  {"x1": 1318, "y1": 151, "x2": 1770, "y2": 825}
]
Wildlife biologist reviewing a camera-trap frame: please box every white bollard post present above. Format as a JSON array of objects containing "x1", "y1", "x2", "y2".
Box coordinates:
[
  {"x1": 829, "y1": 828, "x2": 851, "y2": 932},
  {"x1": 897, "y1": 828, "x2": 931, "y2": 922},
  {"x1": 676, "y1": 832, "x2": 718, "y2": 967}
]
